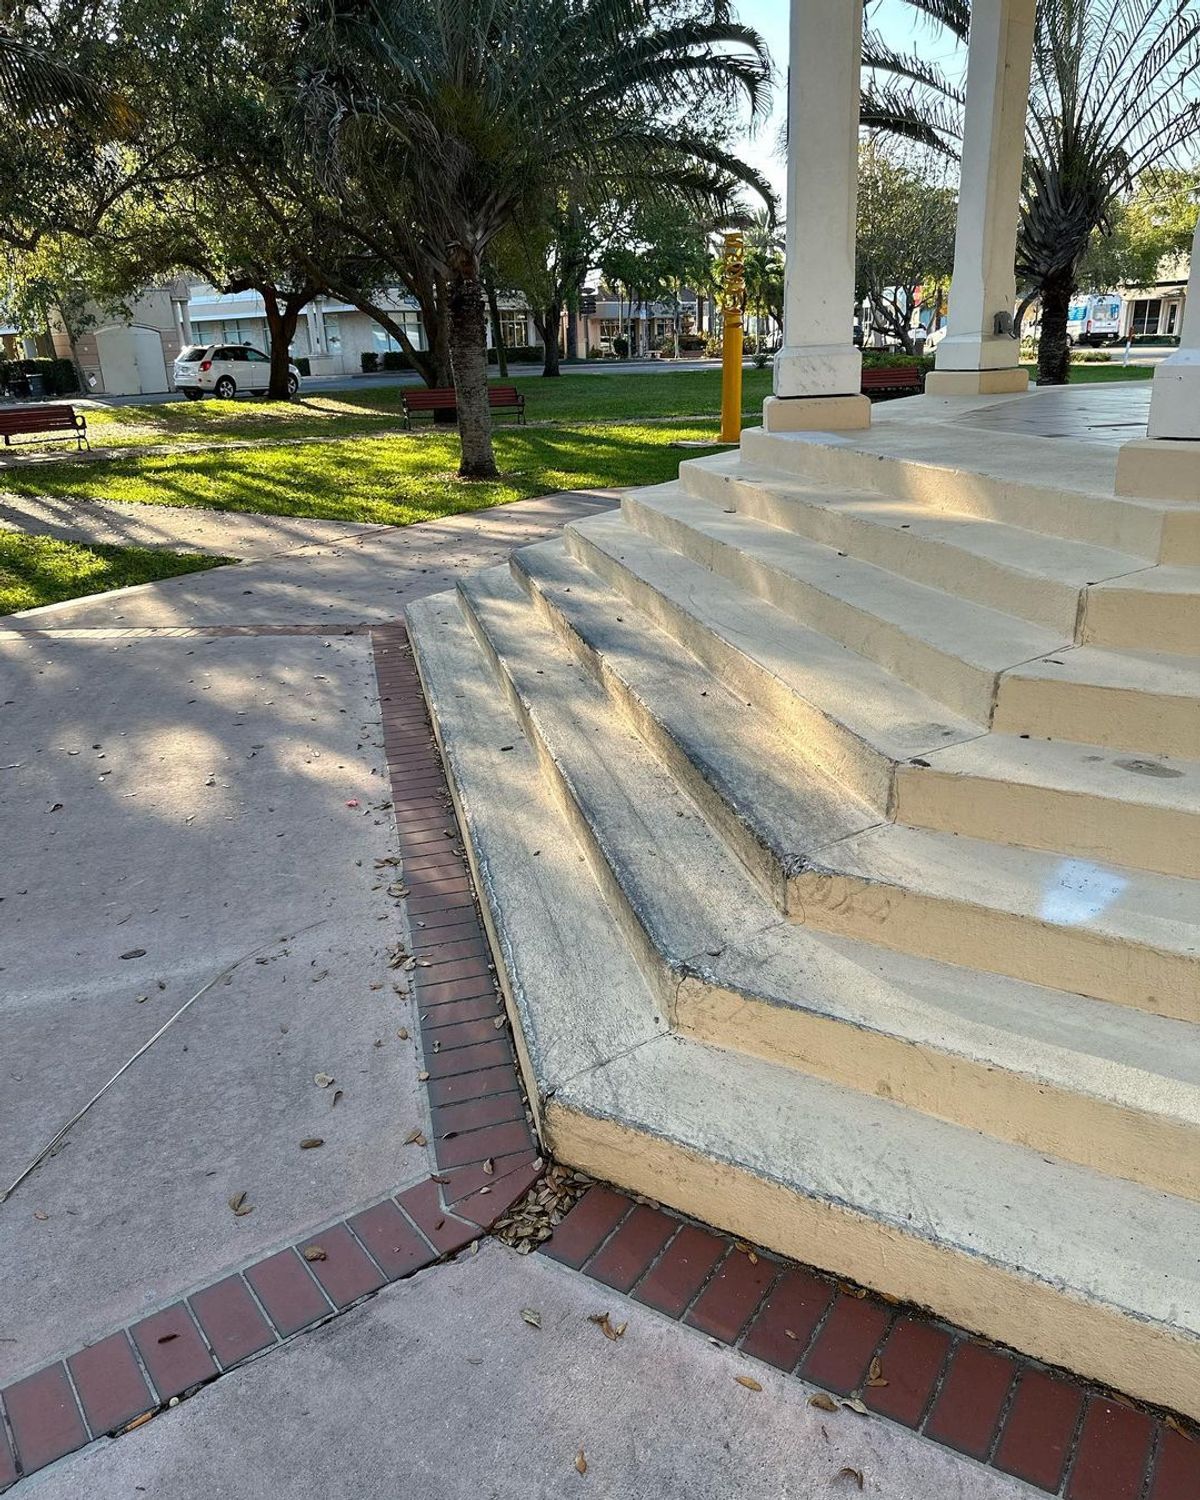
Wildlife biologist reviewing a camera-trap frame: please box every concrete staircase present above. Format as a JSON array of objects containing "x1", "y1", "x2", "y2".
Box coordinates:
[{"x1": 407, "y1": 414, "x2": 1200, "y2": 1419}]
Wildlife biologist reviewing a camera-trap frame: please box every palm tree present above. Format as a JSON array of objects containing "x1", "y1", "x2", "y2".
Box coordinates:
[
  {"x1": 0, "y1": 28, "x2": 131, "y2": 130},
  {"x1": 297, "y1": 0, "x2": 772, "y2": 478},
  {"x1": 864, "y1": 0, "x2": 1200, "y2": 385}
]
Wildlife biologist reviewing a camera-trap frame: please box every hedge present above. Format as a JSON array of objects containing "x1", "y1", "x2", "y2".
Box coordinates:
[
  {"x1": 488, "y1": 344, "x2": 545, "y2": 365},
  {"x1": 0, "y1": 358, "x2": 79, "y2": 397}
]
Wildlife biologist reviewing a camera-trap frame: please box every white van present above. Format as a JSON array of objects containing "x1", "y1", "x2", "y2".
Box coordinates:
[
  {"x1": 173, "y1": 344, "x2": 301, "y2": 400},
  {"x1": 1066, "y1": 294, "x2": 1123, "y2": 346}
]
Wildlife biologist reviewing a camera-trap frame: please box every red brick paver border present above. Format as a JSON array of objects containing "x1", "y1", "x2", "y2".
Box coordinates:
[{"x1": 543, "y1": 1185, "x2": 1200, "y2": 1500}]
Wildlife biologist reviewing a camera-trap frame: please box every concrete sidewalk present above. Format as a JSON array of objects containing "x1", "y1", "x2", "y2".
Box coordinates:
[{"x1": 18, "y1": 1243, "x2": 1035, "y2": 1500}]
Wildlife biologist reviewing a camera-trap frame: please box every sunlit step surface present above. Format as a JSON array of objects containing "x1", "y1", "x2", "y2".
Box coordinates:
[{"x1": 793, "y1": 822, "x2": 1199, "y2": 1021}]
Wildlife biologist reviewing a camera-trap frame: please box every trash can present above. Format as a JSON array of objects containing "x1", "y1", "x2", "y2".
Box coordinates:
[{"x1": 25, "y1": 373, "x2": 45, "y2": 400}]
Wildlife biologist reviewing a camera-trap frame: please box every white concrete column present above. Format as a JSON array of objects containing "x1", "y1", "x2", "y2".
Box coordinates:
[
  {"x1": 1116, "y1": 212, "x2": 1200, "y2": 502},
  {"x1": 765, "y1": 0, "x2": 868, "y2": 432},
  {"x1": 1147, "y1": 214, "x2": 1200, "y2": 440},
  {"x1": 927, "y1": 0, "x2": 1036, "y2": 397}
]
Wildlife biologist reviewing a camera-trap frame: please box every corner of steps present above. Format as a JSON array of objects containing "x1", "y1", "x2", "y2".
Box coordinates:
[{"x1": 406, "y1": 583, "x2": 1200, "y2": 1426}]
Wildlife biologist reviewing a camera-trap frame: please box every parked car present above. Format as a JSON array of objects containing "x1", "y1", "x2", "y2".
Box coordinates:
[{"x1": 173, "y1": 344, "x2": 301, "y2": 400}]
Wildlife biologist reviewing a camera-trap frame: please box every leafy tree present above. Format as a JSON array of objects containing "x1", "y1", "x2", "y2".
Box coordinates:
[
  {"x1": 856, "y1": 140, "x2": 957, "y2": 352},
  {"x1": 1076, "y1": 167, "x2": 1200, "y2": 293},
  {"x1": 296, "y1": 0, "x2": 772, "y2": 478}
]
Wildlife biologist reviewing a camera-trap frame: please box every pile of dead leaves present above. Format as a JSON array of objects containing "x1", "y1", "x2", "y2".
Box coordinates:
[{"x1": 491, "y1": 1161, "x2": 593, "y2": 1254}]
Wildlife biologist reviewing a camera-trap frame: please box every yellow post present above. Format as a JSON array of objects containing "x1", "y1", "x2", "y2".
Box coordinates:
[{"x1": 719, "y1": 231, "x2": 746, "y2": 443}]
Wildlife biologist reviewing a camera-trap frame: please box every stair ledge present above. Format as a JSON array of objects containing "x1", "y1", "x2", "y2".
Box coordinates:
[
  {"x1": 795, "y1": 821, "x2": 1199, "y2": 1023},
  {"x1": 549, "y1": 1033, "x2": 1200, "y2": 1424},
  {"x1": 899, "y1": 733, "x2": 1200, "y2": 878},
  {"x1": 565, "y1": 511, "x2": 980, "y2": 809},
  {"x1": 617, "y1": 486, "x2": 1065, "y2": 722},
  {"x1": 455, "y1": 562, "x2": 1200, "y2": 1202},
  {"x1": 680, "y1": 453, "x2": 1152, "y2": 635},
  {"x1": 511, "y1": 536, "x2": 880, "y2": 908}
]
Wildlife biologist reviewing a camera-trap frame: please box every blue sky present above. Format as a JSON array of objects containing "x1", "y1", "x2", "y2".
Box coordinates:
[{"x1": 732, "y1": 0, "x2": 964, "y2": 208}]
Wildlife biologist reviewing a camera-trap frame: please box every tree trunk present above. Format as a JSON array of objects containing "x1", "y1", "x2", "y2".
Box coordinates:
[
  {"x1": 1037, "y1": 269, "x2": 1075, "y2": 386},
  {"x1": 263, "y1": 292, "x2": 304, "y2": 398},
  {"x1": 535, "y1": 302, "x2": 562, "y2": 376},
  {"x1": 485, "y1": 274, "x2": 508, "y2": 377},
  {"x1": 447, "y1": 251, "x2": 498, "y2": 480}
]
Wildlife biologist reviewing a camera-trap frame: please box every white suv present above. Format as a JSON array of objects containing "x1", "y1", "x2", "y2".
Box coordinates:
[{"x1": 173, "y1": 344, "x2": 302, "y2": 400}]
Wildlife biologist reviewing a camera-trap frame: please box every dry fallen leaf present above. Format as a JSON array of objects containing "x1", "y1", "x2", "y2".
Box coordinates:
[
  {"x1": 303, "y1": 1246, "x2": 327, "y2": 1262},
  {"x1": 808, "y1": 1393, "x2": 838, "y2": 1412},
  {"x1": 228, "y1": 1191, "x2": 253, "y2": 1217},
  {"x1": 587, "y1": 1312, "x2": 627, "y2": 1341},
  {"x1": 483, "y1": 1158, "x2": 495, "y2": 1175},
  {"x1": 836, "y1": 1467, "x2": 864, "y2": 1490},
  {"x1": 866, "y1": 1356, "x2": 888, "y2": 1388},
  {"x1": 33, "y1": 1210, "x2": 48, "y2": 1222},
  {"x1": 404, "y1": 1128, "x2": 427, "y2": 1147},
  {"x1": 314, "y1": 1072, "x2": 334, "y2": 1088},
  {"x1": 300, "y1": 1138, "x2": 324, "y2": 1150},
  {"x1": 841, "y1": 1397, "x2": 869, "y2": 1416},
  {"x1": 575, "y1": 1451, "x2": 587, "y2": 1475},
  {"x1": 735, "y1": 1375, "x2": 763, "y2": 1392},
  {"x1": 396, "y1": 1027, "x2": 409, "y2": 1040},
  {"x1": 784, "y1": 1328, "x2": 798, "y2": 1341},
  {"x1": 418, "y1": 1070, "x2": 430, "y2": 1081},
  {"x1": 520, "y1": 1308, "x2": 542, "y2": 1329}
]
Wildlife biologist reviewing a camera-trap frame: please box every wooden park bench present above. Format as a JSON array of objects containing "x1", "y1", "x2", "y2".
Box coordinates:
[
  {"x1": 0, "y1": 404, "x2": 90, "y2": 452},
  {"x1": 402, "y1": 384, "x2": 526, "y2": 429},
  {"x1": 860, "y1": 365, "x2": 924, "y2": 397}
]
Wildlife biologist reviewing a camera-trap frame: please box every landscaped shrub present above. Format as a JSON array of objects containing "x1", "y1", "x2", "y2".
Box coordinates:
[
  {"x1": 704, "y1": 334, "x2": 723, "y2": 357},
  {"x1": 361, "y1": 351, "x2": 380, "y2": 373},
  {"x1": 0, "y1": 358, "x2": 79, "y2": 396},
  {"x1": 381, "y1": 350, "x2": 414, "y2": 371},
  {"x1": 487, "y1": 345, "x2": 545, "y2": 365},
  {"x1": 294, "y1": 357, "x2": 311, "y2": 376},
  {"x1": 860, "y1": 350, "x2": 934, "y2": 377}
]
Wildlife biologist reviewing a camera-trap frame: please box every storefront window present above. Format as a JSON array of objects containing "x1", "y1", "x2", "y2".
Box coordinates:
[
  {"x1": 499, "y1": 311, "x2": 529, "y2": 347},
  {"x1": 370, "y1": 313, "x2": 425, "y2": 353},
  {"x1": 1130, "y1": 298, "x2": 1162, "y2": 337}
]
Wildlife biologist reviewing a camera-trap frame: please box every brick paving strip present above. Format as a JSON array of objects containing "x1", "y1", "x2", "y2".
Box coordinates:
[{"x1": 1, "y1": 620, "x2": 1197, "y2": 1499}]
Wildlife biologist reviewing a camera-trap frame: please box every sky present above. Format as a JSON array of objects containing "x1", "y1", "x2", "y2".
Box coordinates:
[{"x1": 731, "y1": 0, "x2": 966, "y2": 211}]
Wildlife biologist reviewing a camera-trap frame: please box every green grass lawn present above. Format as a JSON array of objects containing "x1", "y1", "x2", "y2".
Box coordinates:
[
  {"x1": 81, "y1": 369, "x2": 771, "y2": 450},
  {"x1": 0, "y1": 532, "x2": 230, "y2": 615},
  {"x1": 4, "y1": 424, "x2": 723, "y2": 526},
  {"x1": 1019, "y1": 361, "x2": 1155, "y2": 383}
]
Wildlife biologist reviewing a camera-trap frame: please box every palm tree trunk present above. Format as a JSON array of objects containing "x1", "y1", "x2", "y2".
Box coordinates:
[
  {"x1": 447, "y1": 250, "x2": 498, "y2": 480},
  {"x1": 1037, "y1": 269, "x2": 1075, "y2": 386}
]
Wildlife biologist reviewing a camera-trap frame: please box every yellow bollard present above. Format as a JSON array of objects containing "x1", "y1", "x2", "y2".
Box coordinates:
[{"x1": 719, "y1": 231, "x2": 746, "y2": 444}]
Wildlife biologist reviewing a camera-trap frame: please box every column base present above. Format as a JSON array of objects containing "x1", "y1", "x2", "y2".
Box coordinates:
[
  {"x1": 925, "y1": 367, "x2": 1029, "y2": 397},
  {"x1": 762, "y1": 394, "x2": 871, "y2": 433},
  {"x1": 1115, "y1": 438, "x2": 1200, "y2": 501}
]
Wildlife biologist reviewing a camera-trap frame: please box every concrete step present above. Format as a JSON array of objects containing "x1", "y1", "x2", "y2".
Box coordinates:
[
  {"x1": 994, "y1": 644, "x2": 1200, "y2": 759},
  {"x1": 740, "y1": 417, "x2": 1200, "y2": 562},
  {"x1": 552, "y1": 1035, "x2": 1200, "y2": 1425},
  {"x1": 510, "y1": 537, "x2": 880, "y2": 911},
  {"x1": 1083, "y1": 565, "x2": 1200, "y2": 654},
  {"x1": 452, "y1": 561, "x2": 1200, "y2": 1204},
  {"x1": 615, "y1": 483, "x2": 1066, "y2": 723},
  {"x1": 406, "y1": 591, "x2": 666, "y2": 1123},
  {"x1": 898, "y1": 734, "x2": 1200, "y2": 879},
  {"x1": 793, "y1": 822, "x2": 1200, "y2": 1024},
  {"x1": 512, "y1": 540, "x2": 1197, "y2": 1021},
  {"x1": 406, "y1": 586, "x2": 1200, "y2": 1423},
  {"x1": 680, "y1": 450, "x2": 1150, "y2": 635},
  {"x1": 563, "y1": 510, "x2": 981, "y2": 812}
]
